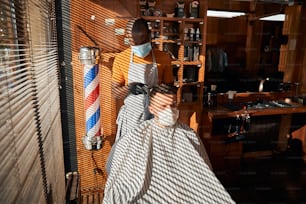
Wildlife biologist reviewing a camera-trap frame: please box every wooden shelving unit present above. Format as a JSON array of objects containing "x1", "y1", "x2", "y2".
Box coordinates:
[
  {"x1": 139, "y1": 0, "x2": 208, "y2": 131},
  {"x1": 142, "y1": 14, "x2": 207, "y2": 106}
]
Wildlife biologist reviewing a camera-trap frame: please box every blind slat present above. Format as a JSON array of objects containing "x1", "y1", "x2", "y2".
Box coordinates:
[
  {"x1": 6, "y1": 84, "x2": 33, "y2": 106},
  {"x1": 2, "y1": 61, "x2": 32, "y2": 74},
  {"x1": 2, "y1": 71, "x2": 32, "y2": 88}
]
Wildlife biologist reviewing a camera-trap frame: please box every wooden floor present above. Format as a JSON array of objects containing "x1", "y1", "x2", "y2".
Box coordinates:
[
  {"x1": 78, "y1": 142, "x2": 306, "y2": 203},
  {"x1": 218, "y1": 148, "x2": 306, "y2": 203},
  {"x1": 80, "y1": 191, "x2": 104, "y2": 204}
]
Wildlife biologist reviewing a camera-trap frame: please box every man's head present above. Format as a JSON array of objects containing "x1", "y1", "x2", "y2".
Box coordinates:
[
  {"x1": 149, "y1": 84, "x2": 179, "y2": 127},
  {"x1": 126, "y1": 18, "x2": 150, "y2": 46}
]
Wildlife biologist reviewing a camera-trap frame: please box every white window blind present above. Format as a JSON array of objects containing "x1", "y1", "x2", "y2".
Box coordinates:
[{"x1": 0, "y1": 0, "x2": 65, "y2": 203}]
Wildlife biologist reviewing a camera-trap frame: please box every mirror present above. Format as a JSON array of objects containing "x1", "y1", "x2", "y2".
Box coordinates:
[{"x1": 205, "y1": 8, "x2": 286, "y2": 93}]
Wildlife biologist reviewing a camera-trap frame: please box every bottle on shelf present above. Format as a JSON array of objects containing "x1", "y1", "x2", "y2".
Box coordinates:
[
  {"x1": 189, "y1": 0, "x2": 199, "y2": 18},
  {"x1": 184, "y1": 46, "x2": 189, "y2": 61},
  {"x1": 154, "y1": 20, "x2": 160, "y2": 29},
  {"x1": 241, "y1": 106, "x2": 251, "y2": 133},
  {"x1": 175, "y1": 0, "x2": 185, "y2": 17},
  {"x1": 148, "y1": 0, "x2": 156, "y2": 8},
  {"x1": 195, "y1": 28, "x2": 201, "y2": 41},
  {"x1": 139, "y1": 0, "x2": 147, "y2": 16},
  {"x1": 184, "y1": 28, "x2": 189, "y2": 41},
  {"x1": 208, "y1": 84, "x2": 217, "y2": 108},
  {"x1": 187, "y1": 46, "x2": 193, "y2": 61},
  {"x1": 235, "y1": 114, "x2": 241, "y2": 135},
  {"x1": 189, "y1": 28, "x2": 195, "y2": 41},
  {"x1": 193, "y1": 45, "x2": 199, "y2": 61},
  {"x1": 207, "y1": 92, "x2": 212, "y2": 107}
]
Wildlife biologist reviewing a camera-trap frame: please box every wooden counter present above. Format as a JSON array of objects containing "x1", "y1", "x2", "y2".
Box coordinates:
[
  {"x1": 207, "y1": 102, "x2": 306, "y2": 120},
  {"x1": 201, "y1": 101, "x2": 306, "y2": 172}
]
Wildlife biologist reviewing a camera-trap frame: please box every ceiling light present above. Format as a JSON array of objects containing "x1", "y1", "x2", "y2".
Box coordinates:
[
  {"x1": 207, "y1": 10, "x2": 246, "y2": 18},
  {"x1": 260, "y1": 14, "x2": 285, "y2": 21}
]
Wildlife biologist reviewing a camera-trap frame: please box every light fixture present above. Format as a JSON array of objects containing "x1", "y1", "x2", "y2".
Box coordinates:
[
  {"x1": 258, "y1": 0, "x2": 296, "y2": 6},
  {"x1": 207, "y1": 10, "x2": 246, "y2": 18},
  {"x1": 260, "y1": 14, "x2": 285, "y2": 21}
]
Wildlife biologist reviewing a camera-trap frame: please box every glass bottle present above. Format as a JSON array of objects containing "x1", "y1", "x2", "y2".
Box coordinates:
[
  {"x1": 210, "y1": 84, "x2": 217, "y2": 107},
  {"x1": 195, "y1": 28, "x2": 201, "y2": 41}
]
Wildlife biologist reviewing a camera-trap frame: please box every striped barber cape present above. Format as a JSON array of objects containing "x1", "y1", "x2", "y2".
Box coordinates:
[{"x1": 103, "y1": 120, "x2": 235, "y2": 204}]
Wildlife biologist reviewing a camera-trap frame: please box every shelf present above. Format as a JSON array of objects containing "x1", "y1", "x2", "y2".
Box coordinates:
[
  {"x1": 143, "y1": 10, "x2": 206, "y2": 107},
  {"x1": 182, "y1": 81, "x2": 201, "y2": 86},
  {"x1": 163, "y1": 33, "x2": 180, "y2": 36},
  {"x1": 143, "y1": 16, "x2": 204, "y2": 23},
  {"x1": 181, "y1": 61, "x2": 202, "y2": 66},
  {"x1": 152, "y1": 39, "x2": 180, "y2": 44},
  {"x1": 170, "y1": 61, "x2": 202, "y2": 66},
  {"x1": 184, "y1": 40, "x2": 202, "y2": 44},
  {"x1": 171, "y1": 61, "x2": 182, "y2": 66},
  {"x1": 175, "y1": 81, "x2": 203, "y2": 88},
  {"x1": 150, "y1": 28, "x2": 160, "y2": 32}
]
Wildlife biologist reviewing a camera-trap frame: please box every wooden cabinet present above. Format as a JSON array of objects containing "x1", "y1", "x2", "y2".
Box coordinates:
[{"x1": 142, "y1": 7, "x2": 207, "y2": 106}]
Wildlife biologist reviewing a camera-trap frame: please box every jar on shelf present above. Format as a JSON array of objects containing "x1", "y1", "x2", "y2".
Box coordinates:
[{"x1": 189, "y1": 0, "x2": 199, "y2": 18}]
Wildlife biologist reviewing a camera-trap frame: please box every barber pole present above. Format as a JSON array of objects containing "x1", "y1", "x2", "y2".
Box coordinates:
[
  {"x1": 84, "y1": 63, "x2": 101, "y2": 141},
  {"x1": 79, "y1": 46, "x2": 102, "y2": 150}
]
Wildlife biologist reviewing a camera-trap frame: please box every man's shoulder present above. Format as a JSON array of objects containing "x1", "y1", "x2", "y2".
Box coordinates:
[
  {"x1": 131, "y1": 121, "x2": 196, "y2": 133},
  {"x1": 177, "y1": 122, "x2": 195, "y2": 131},
  {"x1": 115, "y1": 48, "x2": 131, "y2": 59},
  {"x1": 176, "y1": 122, "x2": 199, "y2": 138},
  {"x1": 123, "y1": 120, "x2": 151, "y2": 135},
  {"x1": 134, "y1": 120, "x2": 153, "y2": 131}
]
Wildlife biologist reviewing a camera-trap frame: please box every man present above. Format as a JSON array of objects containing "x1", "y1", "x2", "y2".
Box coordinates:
[
  {"x1": 103, "y1": 84, "x2": 235, "y2": 204},
  {"x1": 112, "y1": 17, "x2": 173, "y2": 141}
]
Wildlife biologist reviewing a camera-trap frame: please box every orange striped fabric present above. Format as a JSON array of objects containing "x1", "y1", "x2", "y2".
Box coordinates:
[{"x1": 112, "y1": 48, "x2": 174, "y2": 86}]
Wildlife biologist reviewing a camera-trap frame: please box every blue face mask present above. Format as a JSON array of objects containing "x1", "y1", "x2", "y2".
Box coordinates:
[{"x1": 131, "y1": 42, "x2": 152, "y2": 58}]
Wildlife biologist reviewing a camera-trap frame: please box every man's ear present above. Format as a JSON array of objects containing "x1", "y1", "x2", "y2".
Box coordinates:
[{"x1": 148, "y1": 105, "x2": 154, "y2": 115}]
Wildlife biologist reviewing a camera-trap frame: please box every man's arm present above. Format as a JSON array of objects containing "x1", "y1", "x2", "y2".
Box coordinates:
[
  {"x1": 111, "y1": 81, "x2": 129, "y2": 99},
  {"x1": 111, "y1": 52, "x2": 129, "y2": 99}
]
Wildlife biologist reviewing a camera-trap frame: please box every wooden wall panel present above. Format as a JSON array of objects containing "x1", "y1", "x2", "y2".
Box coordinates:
[
  {"x1": 208, "y1": 0, "x2": 287, "y2": 14},
  {"x1": 206, "y1": 17, "x2": 219, "y2": 45},
  {"x1": 295, "y1": 5, "x2": 306, "y2": 94},
  {"x1": 280, "y1": 4, "x2": 306, "y2": 95},
  {"x1": 245, "y1": 3, "x2": 264, "y2": 74},
  {"x1": 207, "y1": 16, "x2": 247, "y2": 45},
  {"x1": 70, "y1": 0, "x2": 132, "y2": 194},
  {"x1": 281, "y1": 6, "x2": 302, "y2": 83},
  {"x1": 206, "y1": 16, "x2": 247, "y2": 73},
  {"x1": 207, "y1": 0, "x2": 250, "y2": 11}
]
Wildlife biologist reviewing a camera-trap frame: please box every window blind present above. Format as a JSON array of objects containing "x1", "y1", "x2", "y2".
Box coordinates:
[{"x1": 0, "y1": 0, "x2": 65, "y2": 203}]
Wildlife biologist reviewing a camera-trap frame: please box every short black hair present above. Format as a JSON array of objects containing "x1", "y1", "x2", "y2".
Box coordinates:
[
  {"x1": 132, "y1": 18, "x2": 149, "y2": 34},
  {"x1": 149, "y1": 84, "x2": 177, "y2": 99},
  {"x1": 126, "y1": 17, "x2": 150, "y2": 45}
]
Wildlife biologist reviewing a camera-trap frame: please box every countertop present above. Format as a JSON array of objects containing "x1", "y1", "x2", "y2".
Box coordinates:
[{"x1": 206, "y1": 102, "x2": 306, "y2": 121}]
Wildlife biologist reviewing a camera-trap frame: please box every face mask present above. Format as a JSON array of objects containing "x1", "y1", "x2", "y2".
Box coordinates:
[
  {"x1": 131, "y1": 42, "x2": 152, "y2": 58},
  {"x1": 157, "y1": 107, "x2": 179, "y2": 127}
]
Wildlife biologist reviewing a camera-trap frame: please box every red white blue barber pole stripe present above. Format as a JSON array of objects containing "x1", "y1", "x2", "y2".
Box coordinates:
[
  {"x1": 84, "y1": 63, "x2": 101, "y2": 138},
  {"x1": 80, "y1": 46, "x2": 102, "y2": 150}
]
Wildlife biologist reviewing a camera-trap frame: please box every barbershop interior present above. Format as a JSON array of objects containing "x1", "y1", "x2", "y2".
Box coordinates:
[{"x1": 1, "y1": 0, "x2": 306, "y2": 203}]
